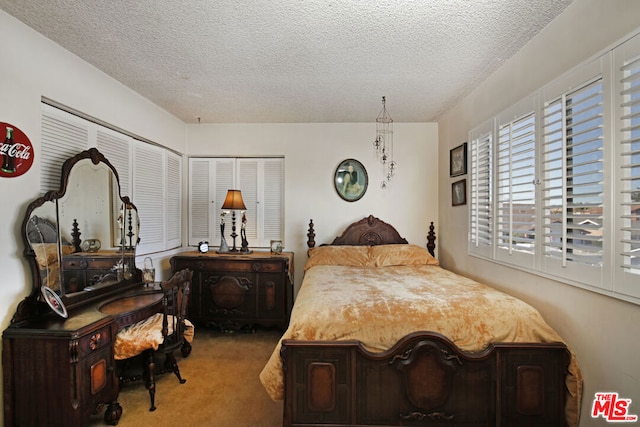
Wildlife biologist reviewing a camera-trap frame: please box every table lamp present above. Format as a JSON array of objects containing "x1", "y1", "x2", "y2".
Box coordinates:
[{"x1": 221, "y1": 189, "x2": 246, "y2": 252}]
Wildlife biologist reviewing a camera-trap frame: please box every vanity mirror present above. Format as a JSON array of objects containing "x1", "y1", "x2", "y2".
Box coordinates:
[
  {"x1": 15, "y1": 148, "x2": 142, "y2": 323},
  {"x1": 3, "y1": 147, "x2": 167, "y2": 426}
]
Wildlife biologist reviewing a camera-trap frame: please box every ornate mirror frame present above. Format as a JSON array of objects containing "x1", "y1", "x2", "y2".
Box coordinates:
[{"x1": 13, "y1": 148, "x2": 142, "y2": 324}]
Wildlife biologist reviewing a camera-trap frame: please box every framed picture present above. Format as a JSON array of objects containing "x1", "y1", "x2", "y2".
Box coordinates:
[
  {"x1": 450, "y1": 142, "x2": 467, "y2": 177},
  {"x1": 334, "y1": 158, "x2": 368, "y2": 202},
  {"x1": 270, "y1": 239, "x2": 283, "y2": 254},
  {"x1": 452, "y1": 179, "x2": 467, "y2": 206}
]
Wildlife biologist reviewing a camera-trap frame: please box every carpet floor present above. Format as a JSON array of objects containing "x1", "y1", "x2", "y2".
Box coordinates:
[{"x1": 89, "y1": 328, "x2": 283, "y2": 427}]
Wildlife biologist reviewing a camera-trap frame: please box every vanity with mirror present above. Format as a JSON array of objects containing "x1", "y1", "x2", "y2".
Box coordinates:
[{"x1": 2, "y1": 148, "x2": 160, "y2": 426}]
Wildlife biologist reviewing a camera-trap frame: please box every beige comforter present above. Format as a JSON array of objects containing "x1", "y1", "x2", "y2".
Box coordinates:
[{"x1": 259, "y1": 244, "x2": 582, "y2": 425}]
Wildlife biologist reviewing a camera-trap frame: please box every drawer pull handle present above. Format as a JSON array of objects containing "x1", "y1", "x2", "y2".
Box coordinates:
[{"x1": 90, "y1": 332, "x2": 102, "y2": 350}]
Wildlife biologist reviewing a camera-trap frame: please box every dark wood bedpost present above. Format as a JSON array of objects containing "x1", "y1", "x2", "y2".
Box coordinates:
[
  {"x1": 307, "y1": 219, "x2": 316, "y2": 249},
  {"x1": 427, "y1": 221, "x2": 436, "y2": 257}
]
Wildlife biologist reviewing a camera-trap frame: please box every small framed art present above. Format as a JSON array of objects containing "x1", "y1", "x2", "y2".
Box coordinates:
[
  {"x1": 270, "y1": 240, "x2": 283, "y2": 254},
  {"x1": 450, "y1": 142, "x2": 467, "y2": 177},
  {"x1": 452, "y1": 179, "x2": 467, "y2": 206}
]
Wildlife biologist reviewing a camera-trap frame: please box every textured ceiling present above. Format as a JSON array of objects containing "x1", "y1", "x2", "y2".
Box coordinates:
[{"x1": 1, "y1": 0, "x2": 573, "y2": 123}]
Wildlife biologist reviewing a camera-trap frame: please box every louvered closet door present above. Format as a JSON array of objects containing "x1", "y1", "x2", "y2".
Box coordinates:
[
  {"x1": 213, "y1": 160, "x2": 235, "y2": 245},
  {"x1": 188, "y1": 157, "x2": 283, "y2": 248},
  {"x1": 237, "y1": 159, "x2": 259, "y2": 244},
  {"x1": 133, "y1": 143, "x2": 165, "y2": 253},
  {"x1": 96, "y1": 128, "x2": 132, "y2": 248},
  {"x1": 41, "y1": 104, "x2": 90, "y2": 193},
  {"x1": 96, "y1": 129, "x2": 131, "y2": 199},
  {"x1": 237, "y1": 158, "x2": 284, "y2": 248},
  {"x1": 166, "y1": 152, "x2": 182, "y2": 249},
  {"x1": 261, "y1": 158, "x2": 284, "y2": 245},
  {"x1": 188, "y1": 158, "x2": 234, "y2": 246}
]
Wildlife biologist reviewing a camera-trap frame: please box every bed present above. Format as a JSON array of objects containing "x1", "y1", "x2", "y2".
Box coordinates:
[{"x1": 259, "y1": 215, "x2": 582, "y2": 427}]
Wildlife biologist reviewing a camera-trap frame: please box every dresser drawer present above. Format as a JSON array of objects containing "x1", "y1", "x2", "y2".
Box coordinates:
[
  {"x1": 63, "y1": 258, "x2": 91, "y2": 270},
  {"x1": 63, "y1": 255, "x2": 121, "y2": 270},
  {"x1": 75, "y1": 324, "x2": 113, "y2": 359},
  {"x1": 184, "y1": 258, "x2": 284, "y2": 273}
]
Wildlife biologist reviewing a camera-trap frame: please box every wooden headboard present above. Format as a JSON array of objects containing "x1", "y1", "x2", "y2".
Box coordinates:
[{"x1": 306, "y1": 215, "x2": 436, "y2": 256}]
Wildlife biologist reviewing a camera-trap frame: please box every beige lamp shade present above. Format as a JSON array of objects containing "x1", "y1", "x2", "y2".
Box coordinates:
[{"x1": 221, "y1": 189, "x2": 247, "y2": 210}]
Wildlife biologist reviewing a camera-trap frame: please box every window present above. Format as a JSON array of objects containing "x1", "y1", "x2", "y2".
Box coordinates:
[
  {"x1": 188, "y1": 157, "x2": 284, "y2": 249},
  {"x1": 468, "y1": 29, "x2": 640, "y2": 304},
  {"x1": 40, "y1": 103, "x2": 182, "y2": 255}
]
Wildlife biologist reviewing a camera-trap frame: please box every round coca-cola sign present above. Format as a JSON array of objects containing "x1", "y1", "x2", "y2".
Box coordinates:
[{"x1": 0, "y1": 122, "x2": 34, "y2": 178}]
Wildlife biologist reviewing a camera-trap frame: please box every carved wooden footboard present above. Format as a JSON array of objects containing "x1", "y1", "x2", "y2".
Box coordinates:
[{"x1": 281, "y1": 331, "x2": 570, "y2": 427}]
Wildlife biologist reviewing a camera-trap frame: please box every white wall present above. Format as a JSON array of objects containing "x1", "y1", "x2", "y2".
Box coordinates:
[
  {"x1": 187, "y1": 122, "x2": 438, "y2": 293},
  {"x1": 0, "y1": 8, "x2": 438, "y2": 309},
  {"x1": 0, "y1": 10, "x2": 185, "y2": 332},
  {"x1": 437, "y1": 1, "x2": 640, "y2": 425}
]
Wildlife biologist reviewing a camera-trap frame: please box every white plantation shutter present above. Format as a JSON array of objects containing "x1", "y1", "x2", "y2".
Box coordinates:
[
  {"x1": 495, "y1": 105, "x2": 537, "y2": 267},
  {"x1": 166, "y1": 152, "x2": 182, "y2": 248},
  {"x1": 41, "y1": 105, "x2": 89, "y2": 193},
  {"x1": 614, "y1": 33, "x2": 640, "y2": 297},
  {"x1": 469, "y1": 121, "x2": 493, "y2": 258},
  {"x1": 466, "y1": 31, "x2": 640, "y2": 304},
  {"x1": 133, "y1": 143, "x2": 165, "y2": 253},
  {"x1": 542, "y1": 77, "x2": 604, "y2": 286}
]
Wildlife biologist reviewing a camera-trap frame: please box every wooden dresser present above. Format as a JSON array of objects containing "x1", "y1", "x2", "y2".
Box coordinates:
[
  {"x1": 62, "y1": 251, "x2": 130, "y2": 293},
  {"x1": 2, "y1": 285, "x2": 163, "y2": 426},
  {"x1": 3, "y1": 312, "x2": 118, "y2": 426},
  {"x1": 171, "y1": 251, "x2": 293, "y2": 331}
]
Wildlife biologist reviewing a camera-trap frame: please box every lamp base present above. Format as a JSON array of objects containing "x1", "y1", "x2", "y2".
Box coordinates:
[{"x1": 217, "y1": 234, "x2": 229, "y2": 253}]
